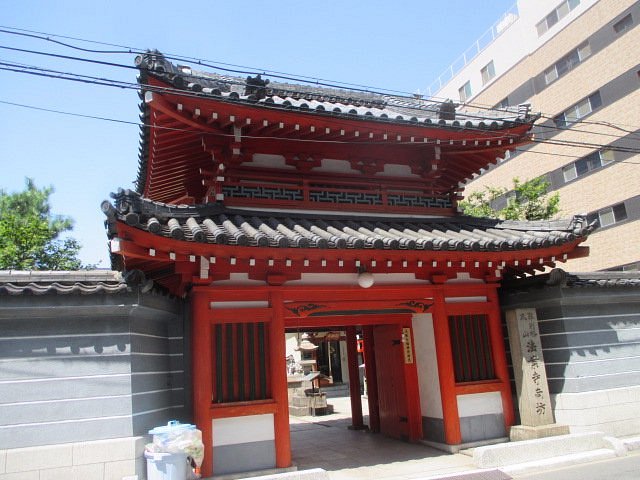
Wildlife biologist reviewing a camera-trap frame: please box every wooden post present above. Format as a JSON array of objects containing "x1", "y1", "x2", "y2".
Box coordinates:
[
  {"x1": 432, "y1": 288, "x2": 462, "y2": 444},
  {"x1": 362, "y1": 326, "x2": 380, "y2": 432},
  {"x1": 191, "y1": 287, "x2": 214, "y2": 477},
  {"x1": 487, "y1": 286, "x2": 515, "y2": 430},
  {"x1": 269, "y1": 291, "x2": 292, "y2": 468},
  {"x1": 346, "y1": 326, "x2": 365, "y2": 429},
  {"x1": 402, "y1": 321, "x2": 423, "y2": 441}
]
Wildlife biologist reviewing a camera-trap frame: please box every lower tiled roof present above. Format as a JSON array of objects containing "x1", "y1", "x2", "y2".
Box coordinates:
[
  {"x1": 104, "y1": 190, "x2": 595, "y2": 252},
  {"x1": 0, "y1": 270, "x2": 128, "y2": 296},
  {"x1": 564, "y1": 271, "x2": 640, "y2": 288}
]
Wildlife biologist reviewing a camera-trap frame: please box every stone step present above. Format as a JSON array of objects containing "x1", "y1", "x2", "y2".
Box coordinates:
[{"x1": 473, "y1": 431, "x2": 625, "y2": 468}]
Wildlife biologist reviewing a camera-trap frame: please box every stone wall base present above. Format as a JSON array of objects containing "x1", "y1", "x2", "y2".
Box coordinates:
[
  {"x1": 0, "y1": 436, "x2": 147, "y2": 480},
  {"x1": 510, "y1": 423, "x2": 570, "y2": 441},
  {"x1": 552, "y1": 385, "x2": 640, "y2": 437}
]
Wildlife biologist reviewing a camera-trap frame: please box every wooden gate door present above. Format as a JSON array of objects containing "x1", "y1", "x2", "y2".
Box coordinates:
[{"x1": 373, "y1": 324, "x2": 409, "y2": 440}]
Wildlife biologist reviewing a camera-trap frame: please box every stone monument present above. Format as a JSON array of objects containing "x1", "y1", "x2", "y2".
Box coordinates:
[{"x1": 506, "y1": 308, "x2": 569, "y2": 440}]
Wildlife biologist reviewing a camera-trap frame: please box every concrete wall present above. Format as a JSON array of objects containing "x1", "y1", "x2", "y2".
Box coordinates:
[
  {"x1": 454, "y1": 0, "x2": 640, "y2": 271},
  {"x1": 412, "y1": 314, "x2": 445, "y2": 443},
  {"x1": 501, "y1": 277, "x2": 640, "y2": 436},
  {"x1": 413, "y1": 311, "x2": 506, "y2": 444},
  {"x1": 0, "y1": 286, "x2": 187, "y2": 480}
]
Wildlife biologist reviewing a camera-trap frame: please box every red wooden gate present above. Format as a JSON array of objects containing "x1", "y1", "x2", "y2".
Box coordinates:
[{"x1": 373, "y1": 324, "x2": 410, "y2": 441}]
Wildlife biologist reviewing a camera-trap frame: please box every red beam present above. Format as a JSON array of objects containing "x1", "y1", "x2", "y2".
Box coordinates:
[{"x1": 346, "y1": 326, "x2": 364, "y2": 429}]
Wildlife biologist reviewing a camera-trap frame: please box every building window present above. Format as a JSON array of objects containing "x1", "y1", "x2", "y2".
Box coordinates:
[
  {"x1": 481, "y1": 61, "x2": 496, "y2": 85},
  {"x1": 496, "y1": 97, "x2": 510, "y2": 109},
  {"x1": 587, "y1": 202, "x2": 628, "y2": 228},
  {"x1": 613, "y1": 14, "x2": 633, "y2": 34},
  {"x1": 553, "y1": 91, "x2": 602, "y2": 127},
  {"x1": 562, "y1": 149, "x2": 615, "y2": 182},
  {"x1": 458, "y1": 81, "x2": 472, "y2": 103},
  {"x1": 449, "y1": 314, "x2": 495, "y2": 383},
  {"x1": 544, "y1": 42, "x2": 591, "y2": 85},
  {"x1": 606, "y1": 261, "x2": 640, "y2": 272},
  {"x1": 537, "y1": 0, "x2": 581, "y2": 36}
]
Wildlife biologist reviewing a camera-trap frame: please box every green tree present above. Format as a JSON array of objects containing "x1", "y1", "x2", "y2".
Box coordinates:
[
  {"x1": 459, "y1": 177, "x2": 560, "y2": 221},
  {"x1": 0, "y1": 178, "x2": 84, "y2": 270}
]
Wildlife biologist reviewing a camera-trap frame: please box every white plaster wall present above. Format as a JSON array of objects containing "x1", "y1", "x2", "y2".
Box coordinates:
[
  {"x1": 287, "y1": 273, "x2": 430, "y2": 286},
  {"x1": 412, "y1": 314, "x2": 443, "y2": 419},
  {"x1": 211, "y1": 273, "x2": 266, "y2": 285},
  {"x1": 446, "y1": 273, "x2": 484, "y2": 283},
  {"x1": 457, "y1": 392, "x2": 503, "y2": 418},
  {"x1": 319, "y1": 158, "x2": 358, "y2": 174},
  {"x1": 434, "y1": 0, "x2": 598, "y2": 102},
  {"x1": 552, "y1": 385, "x2": 640, "y2": 437},
  {"x1": 210, "y1": 300, "x2": 270, "y2": 309},
  {"x1": 285, "y1": 334, "x2": 301, "y2": 361},
  {"x1": 340, "y1": 339, "x2": 350, "y2": 383},
  {"x1": 212, "y1": 414, "x2": 275, "y2": 447},
  {"x1": 248, "y1": 154, "x2": 294, "y2": 170},
  {"x1": 377, "y1": 164, "x2": 419, "y2": 178},
  {"x1": 445, "y1": 296, "x2": 488, "y2": 303}
]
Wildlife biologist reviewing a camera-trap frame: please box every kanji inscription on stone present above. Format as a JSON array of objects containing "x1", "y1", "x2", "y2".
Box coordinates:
[{"x1": 506, "y1": 308, "x2": 554, "y2": 426}]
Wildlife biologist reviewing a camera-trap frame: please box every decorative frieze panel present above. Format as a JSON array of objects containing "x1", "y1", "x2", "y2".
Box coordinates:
[
  {"x1": 388, "y1": 194, "x2": 453, "y2": 209},
  {"x1": 309, "y1": 190, "x2": 383, "y2": 205},
  {"x1": 223, "y1": 185, "x2": 303, "y2": 201},
  {"x1": 222, "y1": 182, "x2": 453, "y2": 212}
]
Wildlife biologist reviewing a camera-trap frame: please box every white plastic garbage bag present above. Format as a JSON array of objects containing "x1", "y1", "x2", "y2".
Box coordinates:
[{"x1": 146, "y1": 421, "x2": 205, "y2": 472}]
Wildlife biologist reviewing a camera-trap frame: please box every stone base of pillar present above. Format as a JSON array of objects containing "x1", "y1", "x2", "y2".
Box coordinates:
[{"x1": 510, "y1": 423, "x2": 570, "y2": 441}]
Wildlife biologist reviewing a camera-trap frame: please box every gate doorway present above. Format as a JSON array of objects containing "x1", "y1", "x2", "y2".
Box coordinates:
[
  {"x1": 373, "y1": 324, "x2": 410, "y2": 441},
  {"x1": 285, "y1": 315, "x2": 422, "y2": 449}
]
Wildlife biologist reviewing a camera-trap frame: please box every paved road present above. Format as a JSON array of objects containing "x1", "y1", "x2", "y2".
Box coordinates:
[{"x1": 512, "y1": 451, "x2": 640, "y2": 479}]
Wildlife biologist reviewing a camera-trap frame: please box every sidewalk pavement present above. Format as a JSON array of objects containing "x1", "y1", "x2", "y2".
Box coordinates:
[{"x1": 212, "y1": 396, "x2": 640, "y2": 480}]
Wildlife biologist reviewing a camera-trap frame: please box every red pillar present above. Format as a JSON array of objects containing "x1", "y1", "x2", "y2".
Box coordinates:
[
  {"x1": 191, "y1": 287, "x2": 213, "y2": 477},
  {"x1": 487, "y1": 286, "x2": 515, "y2": 430},
  {"x1": 402, "y1": 321, "x2": 423, "y2": 441},
  {"x1": 346, "y1": 326, "x2": 365, "y2": 429},
  {"x1": 432, "y1": 288, "x2": 462, "y2": 444},
  {"x1": 362, "y1": 326, "x2": 380, "y2": 432},
  {"x1": 269, "y1": 291, "x2": 292, "y2": 468}
]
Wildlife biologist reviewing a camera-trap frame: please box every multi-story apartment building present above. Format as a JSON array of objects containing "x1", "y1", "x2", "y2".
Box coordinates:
[{"x1": 431, "y1": 0, "x2": 639, "y2": 271}]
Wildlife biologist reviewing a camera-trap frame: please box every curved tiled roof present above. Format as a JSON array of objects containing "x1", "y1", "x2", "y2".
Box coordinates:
[
  {"x1": 104, "y1": 190, "x2": 595, "y2": 253},
  {"x1": 564, "y1": 271, "x2": 640, "y2": 288},
  {"x1": 135, "y1": 50, "x2": 536, "y2": 130},
  {"x1": 0, "y1": 270, "x2": 128, "y2": 296}
]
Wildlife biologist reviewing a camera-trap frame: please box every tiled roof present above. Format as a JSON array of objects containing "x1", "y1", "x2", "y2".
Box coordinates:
[
  {"x1": 105, "y1": 190, "x2": 595, "y2": 253},
  {"x1": 564, "y1": 271, "x2": 640, "y2": 288},
  {"x1": 0, "y1": 270, "x2": 128, "y2": 296},
  {"x1": 135, "y1": 50, "x2": 536, "y2": 129},
  {"x1": 502, "y1": 268, "x2": 640, "y2": 289}
]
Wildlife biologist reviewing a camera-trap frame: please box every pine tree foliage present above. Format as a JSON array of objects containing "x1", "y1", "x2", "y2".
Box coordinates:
[
  {"x1": 459, "y1": 177, "x2": 560, "y2": 221},
  {"x1": 0, "y1": 178, "x2": 85, "y2": 270}
]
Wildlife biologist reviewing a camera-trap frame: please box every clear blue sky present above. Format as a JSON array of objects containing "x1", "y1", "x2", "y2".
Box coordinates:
[{"x1": 1, "y1": 0, "x2": 514, "y2": 268}]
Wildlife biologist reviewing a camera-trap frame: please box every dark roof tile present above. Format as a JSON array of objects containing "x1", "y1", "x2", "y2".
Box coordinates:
[{"x1": 105, "y1": 191, "x2": 595, "y2": 253}]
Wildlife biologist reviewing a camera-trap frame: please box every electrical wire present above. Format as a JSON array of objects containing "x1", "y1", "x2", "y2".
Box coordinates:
[
  {"x1": 3, "y1": 22, "x2": 640, "y2": 138},
  {"x1": 2, "y1": 98, "x2": 640, "y2": 165},
  {"x1": 1, "y1": 29, "x2": 639, "y2": 154},
  {"x1": 3, "y1": 25, "x2": 640, "y2": 138},
  {"x1": 3, "y1": 54, "x2": 639, "y2": 149}
]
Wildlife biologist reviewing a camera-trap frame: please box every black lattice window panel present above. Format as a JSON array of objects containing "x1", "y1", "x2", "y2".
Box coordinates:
[
  {"x1": 212, "y1": 322, "x2": 271, "y2": 403},
  {"x1": 449, "y1": 314, "x2": 495, "y2": 383}
]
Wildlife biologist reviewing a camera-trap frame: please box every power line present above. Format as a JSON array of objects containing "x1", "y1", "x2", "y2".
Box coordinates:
[
  {"x1": 3, "y1": 53, "x2": 639, "y2": 148},
  {"x1": 1, "y1": 31, "x2": 639, "y2": 152},
  {"x1": 3, "y1": 22, "x2": 640, "y2": 138},
  {"x1": 3, "y1": 25, "x2": 640, "y2": 137},
  {"x1": 2, "y1": 98, "x2": 640, "y2": 165}
]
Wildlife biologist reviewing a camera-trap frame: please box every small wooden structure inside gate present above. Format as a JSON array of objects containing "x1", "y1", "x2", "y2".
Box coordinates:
[{"x1": 104, "y1": 51, "x2": 594, "y2": 477}]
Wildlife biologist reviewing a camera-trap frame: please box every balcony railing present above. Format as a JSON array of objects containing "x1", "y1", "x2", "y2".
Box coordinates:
[{"x1": 426, "y1": 3, "x2": 520, "y2": 98}]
